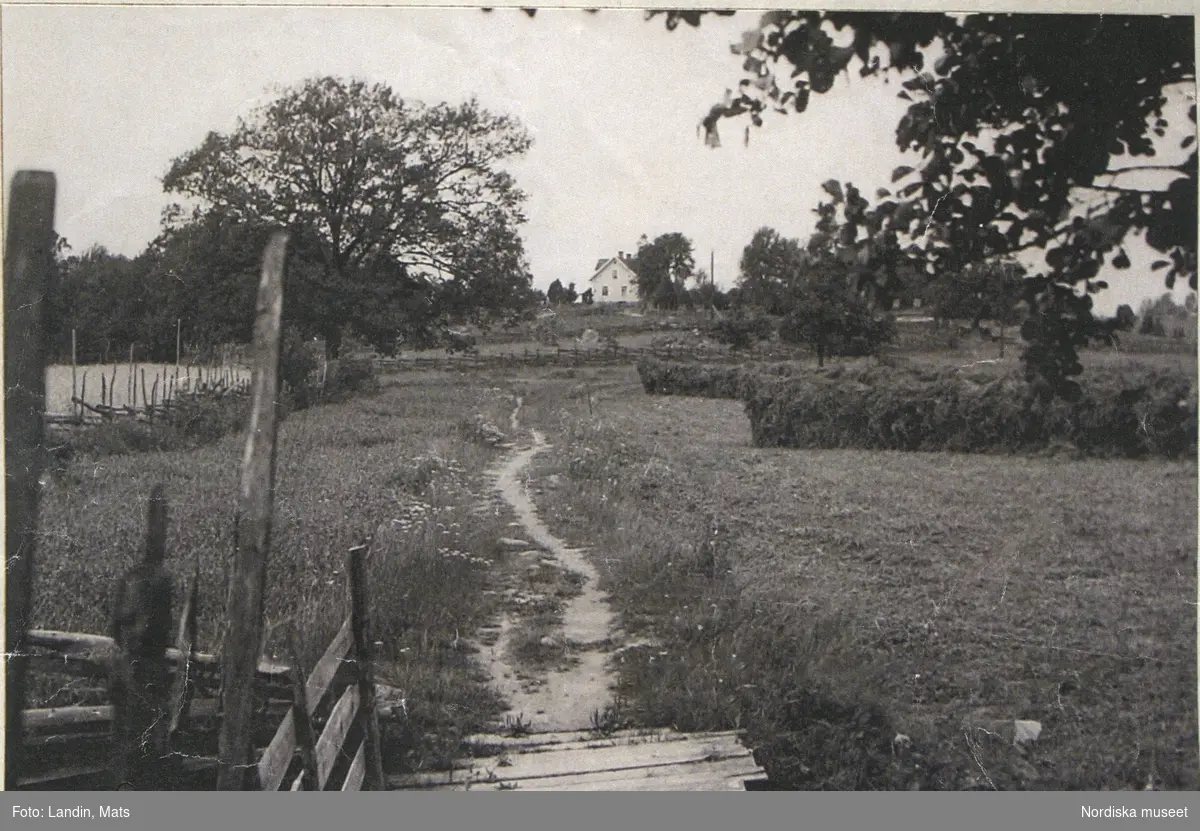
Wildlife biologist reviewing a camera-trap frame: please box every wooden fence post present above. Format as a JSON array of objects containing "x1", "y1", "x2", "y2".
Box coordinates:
[
  {"x1": 3, "y1": 171, "x2": 56, "y2": 790},
  {"x1": 109, "y1": 485, "x2": 175, "y2": 790},
  {"x1": 216, "y1": 231, "x2": 289, "y2": 790},
  {"x1": 347, "y1": 545, "x2": 386, "y2": 790},
  {"x1": 167, "y1": 563, "x2": 200, "y2": 748},
  {"x1": 71, "y1": 328, "x2": 78, "y2": 421},
  {"x1": 286, "y1": 631, "x2": 319, "y2": 791}
]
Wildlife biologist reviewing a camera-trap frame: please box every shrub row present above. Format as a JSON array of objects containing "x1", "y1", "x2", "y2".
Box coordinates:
[
  {"x1": 636, "y1": 356, "x2": 803, "y2": 399},
  {"x1": 636, "y1": 357, "x2": 749, "y2": 398},
  {"x1": 744, "y1": 363, "x2": 1197, "y2": 459},
  {"x1": 639, "y1": 358, "x2": 1197, "y2": 459}
]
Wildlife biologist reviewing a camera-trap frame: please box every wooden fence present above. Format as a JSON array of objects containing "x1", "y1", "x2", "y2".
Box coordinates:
[
  {"x1": 5, "y1": 171, "x2": 381, "y2": 791},
  {"x1": 255, "y1": 547, "x2": 384, "y2": 792},
  {"x1": 14, "y1": 538, "x2": 384, "y2": 792},
  {"x1": 48, "y1": 361, "x2": 253, "y2": 426},
  {"x1": 375, "y1": 342, "x2": 776, "y2": 373}
]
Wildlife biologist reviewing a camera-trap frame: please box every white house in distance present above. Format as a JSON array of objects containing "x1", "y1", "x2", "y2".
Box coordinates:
[{"x1": 588, "y1": 251, "x2": 639, "y2": 304}]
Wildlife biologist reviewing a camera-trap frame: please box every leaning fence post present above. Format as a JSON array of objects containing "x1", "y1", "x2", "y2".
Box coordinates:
[
  {"x1": 217, "y1": 231, "x2": 289, "y2": 790},
  {"x1": 3, "y1": 171, "x2": 56, "y2": 790},
  {"x1": 348, "y1": 545, "x2": 386, "y2": 790},
  {"x1": 71, "y1": 327, "x2": 78, "y2": 421},
  {"x1": 109, "y1": 485, "x2": 175, "y2": 790},
  {"x1": 286, "y1": 630, "x2": 319, "y2": 792},
  {"x1": 167, "y1": 562, "x2": 200, "y2": 751}
]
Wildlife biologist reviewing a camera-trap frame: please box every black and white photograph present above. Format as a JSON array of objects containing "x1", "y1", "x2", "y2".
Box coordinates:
[{"x1": 3, "y1": 4, "x2": 1196, "y2": 796}]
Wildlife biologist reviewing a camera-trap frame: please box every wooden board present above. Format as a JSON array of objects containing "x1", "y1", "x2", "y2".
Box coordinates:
[
  {"x1": 257, "y1": 710, "x2": 296, "y2": 792},
  {"x1": 342, "y1": 740, "x2": 367, "y2": 792},
  {"x1": 305, "y1": 617, "x2": 352, "y2": 716},
  {"x1": 479, "y1": 757, "x2": 765, "y2": 792},
  {"x1": 390, "y1": 728, "x2": 767, "y2": 792},
  {"x1": 315, "y1": 685, "x2": 360, "y2": 789}
]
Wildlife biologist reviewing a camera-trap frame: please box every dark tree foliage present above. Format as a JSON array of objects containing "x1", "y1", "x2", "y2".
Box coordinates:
[
  {"x1": 738, "y1": 227, "x2": 807, "y2": 315},
  {"x1": 930, "y1": 259, "x2": 1027, "y2": 330},
  {"x1": 547, "y1": 278, "x2": 569, "y2": 305},
  {"x1": 655, "y1": 10, "x2": 1196, "y2": 398},
  {"x1": 635, "y1": 232, "x2": 696, "y2": 309},
  {"x1": 162, "y1": 76, "x2": 536, "y2": 358},
  {"x1": 776, "y1": 183, "x2": 897, "y2": 365},
  {"x1": 46, "y1": 244, "x2": 147, "y2": 363}
]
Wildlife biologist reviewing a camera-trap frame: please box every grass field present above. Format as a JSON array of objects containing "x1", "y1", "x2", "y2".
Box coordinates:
[
  {"x1": 511, "y1": 364, "x2": 1197, "y2": 790},
  {"x1": 32, "y1": 370, "x2": 521, "y2": 771},
  {"x1": 27, "y1": 342, "x2": 1198, "y2": 789}
]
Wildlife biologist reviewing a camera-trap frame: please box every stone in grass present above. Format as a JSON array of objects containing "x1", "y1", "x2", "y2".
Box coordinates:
[
  {"x1": 497, "y1": 537, "x2": 533, "y2": 550},
  {"x1": 1013, "y1": 720, "x2": 1042, "y2": 747}
]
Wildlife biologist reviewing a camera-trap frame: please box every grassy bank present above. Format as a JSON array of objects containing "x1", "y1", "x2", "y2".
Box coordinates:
[
  {"x1": 513, "y1": 365, "x2": 1197, "y2": 790},
  {"x1": 32, "y1": 370, "x2": 520, "y2": 772}
]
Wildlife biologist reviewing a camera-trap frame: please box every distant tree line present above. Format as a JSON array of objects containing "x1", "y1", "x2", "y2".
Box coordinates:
[
  {"x1": 620, "y1": 174, "x2": 1174, "y2": 366},
  {"x1": 45, "y1": 77, "x2": 544, "y2": 364}
]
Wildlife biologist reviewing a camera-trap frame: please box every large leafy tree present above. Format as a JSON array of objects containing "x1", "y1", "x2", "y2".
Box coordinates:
[
  {"x1": 162, "y1": 76, "x2": 534, "y2": 357},
  {"x1": 738, "y1": 227, "x2": 807, "y2": 315},
  {"x1": 435, "y1": 217, "x2": 541, "y2": 329},
  {"x1": 635, "y1": 232, "x2": 696, "y2": 309},
  {"x1": 658, "y1": 11, "x2": 1196, "y2": 398},
  {"x1": 778, "y1": 183, "x2": 896, "y2": 365}
]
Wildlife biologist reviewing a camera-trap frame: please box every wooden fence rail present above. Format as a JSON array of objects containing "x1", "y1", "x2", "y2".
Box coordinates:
[
  {"x1": 373, "y1": 343, "x2": 762, "y2": 374},
  {"x1": 256, "y1": 545, "x2": 385, "y2": 792}
]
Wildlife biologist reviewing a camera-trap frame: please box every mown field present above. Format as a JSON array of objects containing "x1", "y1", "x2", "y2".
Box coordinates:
[
  {"x1": 511, "y1": 362, "x2": 1197, "y2": 790},
  {"x1": 31, "y1": 370, "x2": 523, "y2": 771}
]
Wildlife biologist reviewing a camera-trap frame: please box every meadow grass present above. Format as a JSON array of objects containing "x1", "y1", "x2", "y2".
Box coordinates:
[
  {"x1": 511, "y1": 365, "x2": 1197, "y2": 790},
  {"x1": 31, "y1": 370, "x2": 520, "y2": 772}
]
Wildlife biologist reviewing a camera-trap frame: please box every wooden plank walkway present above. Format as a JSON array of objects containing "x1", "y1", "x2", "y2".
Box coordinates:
[{"x1": 388, "y1": 728, "x2": 767, "y2": 792}]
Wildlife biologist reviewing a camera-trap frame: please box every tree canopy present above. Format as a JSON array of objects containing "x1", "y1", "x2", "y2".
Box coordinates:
[
  {"x1": 635, "y1": 232, "x2": 696, "y2": 309},
  {"x1": 776, "y1": 185, "x2": 897, "y2": 364},
  {"x1": 658, "y1": 11, "x2": 1196, "y2": 397},
  {"x1": 738, "y1": 227, "x2": 807, "y2": 315},
  {"x1": 162, "y1": 76, "x2": 536, "y2": 356}
]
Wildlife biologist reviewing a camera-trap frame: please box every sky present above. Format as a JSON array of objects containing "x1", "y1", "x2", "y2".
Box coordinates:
[{"x1": 2, "y1": 5, "x2": 1195, "y2": 316}]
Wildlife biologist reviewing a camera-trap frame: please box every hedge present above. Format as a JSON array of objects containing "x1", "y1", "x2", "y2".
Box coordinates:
[
  {"x1": 743, "y1": 363, "x2": 1197, "y2": 459},
  {"x1": 638, "y1": 358, "x2": 1196, "y2": 459},
  {"x1": 636, "y1": 357, "x2": 797, "y2": 399},
  {"x1": 636, "y1": 357, "x2": 749, "y2": 399}
]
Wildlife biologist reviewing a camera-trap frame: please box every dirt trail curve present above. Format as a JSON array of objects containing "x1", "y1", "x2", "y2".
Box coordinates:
[{"x1": 481, "y1": 396, "x2": 620, "y2": 732}]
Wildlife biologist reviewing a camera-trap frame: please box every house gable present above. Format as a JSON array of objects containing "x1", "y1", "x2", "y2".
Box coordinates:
[{"x1": 589, "y1": 253, "x2": 639, "y2": 302}]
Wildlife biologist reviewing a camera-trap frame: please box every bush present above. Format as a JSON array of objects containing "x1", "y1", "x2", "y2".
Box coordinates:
[
  {"x1": 280, "y1": 327, "x2": 323, "y2": 409},
  {"x1": 57, "y1": 392, "x2": 252, "y2": 460},
  {"x1": 171, "y1": 393, "x2": 251, "y2": 444},
  {"x1": 743, "y1": 362, "x2": 1196, "y2": 459},
  {"x1": 709, "y1": 314, "x2": 775, "y2": 350},
  {"x1": 636, "y1": 358, "x2": 751, "y2": 399},
  {"x1": 324, "y1": 357, "x2": 380, "y2": 402}
]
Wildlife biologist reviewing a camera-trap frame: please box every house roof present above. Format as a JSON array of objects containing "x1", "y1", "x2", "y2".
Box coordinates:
[{"x1": 590, "y1": 255, "x2": 638, "y2": 281}]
